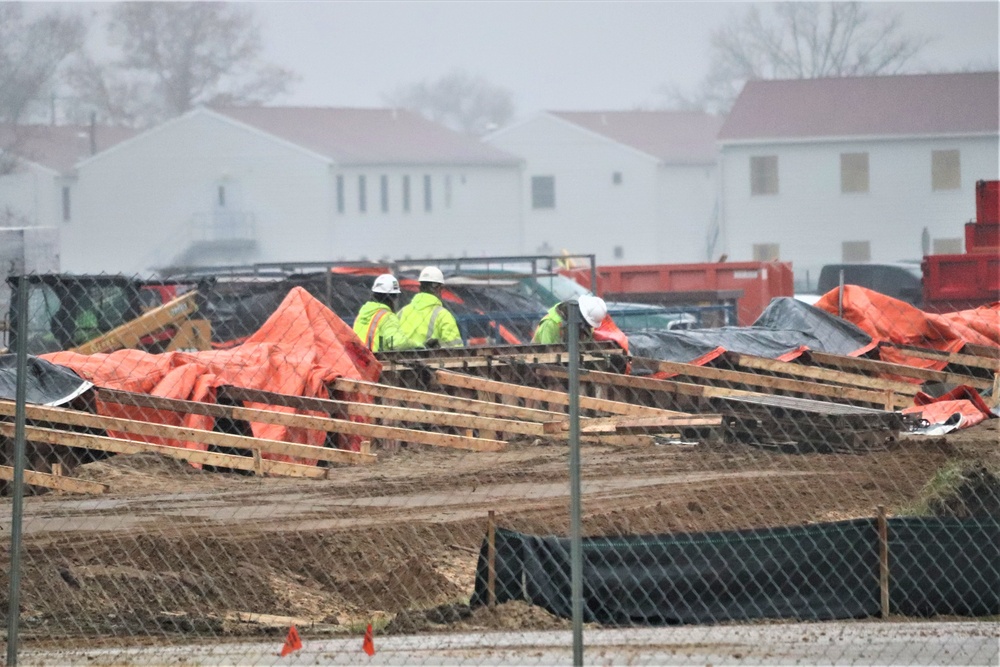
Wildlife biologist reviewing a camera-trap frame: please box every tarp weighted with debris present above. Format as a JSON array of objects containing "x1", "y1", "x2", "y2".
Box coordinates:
[
  {"x1": 627, "y1": 297, "x2": 873, "y2": 364},
  {"x1": 472, "y1": 518, "x2": 1000, "y2": 625}
]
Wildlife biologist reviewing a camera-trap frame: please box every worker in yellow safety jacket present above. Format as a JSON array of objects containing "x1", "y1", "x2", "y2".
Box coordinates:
[
  {"x1": 531, "y1": 295, "x2": 608, "y2": 345},
  {"x1": 353, "y1": 274, "x2": 421, "y2": 352},
  {"x1": 398, "y1": 266, "x2": 463, "y2": 348}
]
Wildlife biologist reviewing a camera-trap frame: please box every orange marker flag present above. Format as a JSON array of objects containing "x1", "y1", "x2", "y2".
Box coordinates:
[
  {"x1": 363, "y1": 623, "x2": 375, "y2": 656},
  {"x1": 280, "y1": 625, "x2": 303, "y2": 657}
]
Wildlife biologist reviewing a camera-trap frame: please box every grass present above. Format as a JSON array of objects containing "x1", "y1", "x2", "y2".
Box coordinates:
[{"x1": 901, "y1": 459, "x2": 999, "y2": 517}]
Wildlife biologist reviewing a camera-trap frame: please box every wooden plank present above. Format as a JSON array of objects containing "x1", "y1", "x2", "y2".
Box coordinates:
[
  {"x1": 97, "y1": 388, "x2": 506, "y2": 453},
  {"x1": 807, "y1": 350, "x2": 992, "y2": 390},
  {"x1": 962, "y1": 343, "x2": 1000, "y2": 361},
  {"x1": 724, "y1": 352, "x2": 920, "y2": 395},
  {"x1": 579, "y1": 434, "x2": 656, "y2": 447},
  {"x1": 0, "y1": 423, "x2": 327, "y2": 479},
  {"x1": 0, "y1": 464, "x2": 108, "y2": 495},
  {"x1": 630, "y1": 357, "x2": 910, "y2": 408},
  {"x1": 384, "y1": 351, "x2": 608, "y2": 371},
  {"x1": 219, "y1": 386, "x2": 558, "y2": 437},
  {"x1": 577, "y1": 414, "x2": 723, "y2": 432},
  {"x1": 434, "y1": 370, "x2": 683, "y2": 418},
  {"x1": 880, "y1": 343, "x2": 1000, "y2": 372},
  {"x1": 334, "y1": 378, "x2": 567, "y2": 423},
  {"x1": 0, "y1": 399, "x2": 375, "y2": 467}
]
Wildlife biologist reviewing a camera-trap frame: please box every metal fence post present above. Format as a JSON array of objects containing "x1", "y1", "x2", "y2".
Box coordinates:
[
  {"x1": 567, "y1": 302, "x2": 583, "y2": 666},
  {"x1": 6, "y1": 275, "x2": 30, "y2": 667}
]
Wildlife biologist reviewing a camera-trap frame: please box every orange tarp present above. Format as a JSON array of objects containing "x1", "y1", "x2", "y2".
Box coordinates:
[
  {"x1": 815, "y1": 286, "x2": 1000, "y2": 370},
  {"x1": 42, "y1": 287, "x2": 381, "y2": 463}
]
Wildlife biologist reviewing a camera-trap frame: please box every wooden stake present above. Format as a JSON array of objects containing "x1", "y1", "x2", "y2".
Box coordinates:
[
  {"x1": 252, "y1": 449, "x2": 264, "y2": 477},
  {"x1": 992, "y1": 372, "x2": 1000, "y2": 410},
  {"x1": 877, "y1": 505, "x2": 890, "y2": 619},
  {"x1": 884, "y1": 390, "x2": 896, "y2": 411},
  {"x1": 487, "y1": 510, "x2": 497, "y2": 609}
]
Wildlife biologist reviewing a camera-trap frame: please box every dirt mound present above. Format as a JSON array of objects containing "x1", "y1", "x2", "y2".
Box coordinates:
[
  {"x1": 465, "y1": 600, "x2": 571, "y2": 631},
  {"x1": 925, "y1": 464, "x2": 1000, "y2": 519}
]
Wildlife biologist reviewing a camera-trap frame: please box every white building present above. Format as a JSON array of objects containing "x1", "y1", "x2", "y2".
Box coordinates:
[
  {"x1": 484, "y1": 111, "x2": 724, "y2": 265},
  {"x1": 62, "y1": 107, "x2": 524, "y2": 275},
  {"x1": 0, "y1": 124, "x2": 136, "y2": 229},
  {"x1": 717, "y1": 72, "x2": 1000, "y2": 290}
]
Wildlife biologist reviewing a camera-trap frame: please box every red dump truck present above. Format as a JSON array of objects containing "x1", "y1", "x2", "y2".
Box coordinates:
[
  {"x1": 921, "y1": 180, "x2": 1000, "y2": 312},
  {"x1": 561, "y1": 261, "x2": 794, "y2": 326}
]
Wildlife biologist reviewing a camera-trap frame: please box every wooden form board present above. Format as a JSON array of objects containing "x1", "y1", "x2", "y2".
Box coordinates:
[
  {"x1": 879, "y1": 343, "x2": 1000, "y2": 372},
  {"x1": 630, "y1": 357, "x2": 911, "y2": 409},
  {"x1": 723, "y1": 352, "x2": 920, "y2": 396},
  {"x1": 381, "y1": 351, "x2": 609, "y2": 372},
  {"x1": 961, "y1": 343, "x2": 1000, "y2": 361},
  {"x1": 576, "y1": 414, "x2": 723, "y2": 432},
  {"x1": 219, "y1": 386, "x2": 560, "y2": 437},
  {"x1": 0, "y1": 399, "x2": 374, "y2": 466},
  {"x1": 0, "y1": 422, "x2": 328, "y2": 479},
  {"x1": 806, "y1": 351, "x2": 992, "y2": 390},
  {"x1": 0, "y1": 464, "x2": 108, "y2": 495},
  {"x1": 434, "y1": 370, "x2": 684, "y2": 418},
  {"x1": 97, "y1": 388, "x2": 506, "y2": 453},
  {"x1": 333, "y1": 378, "x2": 568, "y2": 423}
]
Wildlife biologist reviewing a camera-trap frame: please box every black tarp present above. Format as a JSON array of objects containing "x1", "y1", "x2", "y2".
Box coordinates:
[
  {"x1": 627, "y1": 297, "x2": 873, "y2": 363},
  {"x1": 0, "y1": 355, "x2": 93, "y2": 406},
  {"x1": 471, "y1": 518, "x2": 1000, "y2": 625}
]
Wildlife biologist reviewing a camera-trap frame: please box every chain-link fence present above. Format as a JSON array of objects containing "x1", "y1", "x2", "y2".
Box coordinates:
[{"x1": 0, "y1": 268, "x2": 997, "y2": 666}]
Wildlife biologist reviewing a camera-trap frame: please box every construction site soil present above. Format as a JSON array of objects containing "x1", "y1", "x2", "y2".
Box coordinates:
[{"x1": 1, "y1": 419, "x2": 997, "y2": 650}]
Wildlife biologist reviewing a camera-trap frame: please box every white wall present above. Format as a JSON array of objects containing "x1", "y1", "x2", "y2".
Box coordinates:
[
  {"x1": 328, "y1": 166, "x2": 524, "y2": 262},
  {"x1": 0, "y1": 163, "x2": 62, "y2": 228},
  {"x1": 720, "y1": 135, "x2": 1000, "y2": 289},
  {"x1": 66, "y1": 110, "x2": 524, "y2": 276},
  {"x1": 487, "y1": 114, "x2": 717, "y2": 265}
]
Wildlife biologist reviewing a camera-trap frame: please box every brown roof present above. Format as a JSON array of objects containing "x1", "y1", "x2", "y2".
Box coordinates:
[
  {"x1": 214, "y1": 107, "x2": 520, "y2": 166},
  {"x1": 719, "y1": 72, "x2": 1000, "y2": 142},
  {"x1": 550, "y1": 110, "x2": 724, "y2": 164},
  {"x1": 0, "y1": 124, "x2": 138, "y2": 173}
]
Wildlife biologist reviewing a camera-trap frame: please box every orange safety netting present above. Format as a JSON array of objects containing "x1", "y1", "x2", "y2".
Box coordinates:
[
  {"x1": 814, "y1": 286, "x2": 1000, "y2": 370},
  {"x1": 42, "y1": 287, "x2": 381, "y2": 464}
]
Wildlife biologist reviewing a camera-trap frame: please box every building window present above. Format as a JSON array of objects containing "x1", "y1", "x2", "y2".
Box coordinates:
[
  {"x1": 752, "y1": 243, "x2": 780, "y2": 261},
  {"x1": 444, "y1": 174, "x2": 452, "y2": 208},
  {"x1": 336, "y1": 175, "x2": 345, "y2": 213},
  {"x1": 842, "y1": 240, "x2": 871, "y2": 262},
  {"x1": 750, "y1": 156, "x2": 778, "y2": 196},
  {"x1": 62, "y1": 186, "x2": 71, "y2": 222},
  {"x1": 933, "y1": 238, "x2": 963, "y2": 254},
  {"x1": 217, "y1": 185, "x2": 226, "y2": 207},
  {"x1": 531, "y1": 175, "x2": 556, "y2": 209},
  {"x1": 612, "y1": 172, "x2": 622, "y2": 185},
  {"x1": 402, "y1": 175, "x2": 411, "y2": 212},
  {"x1": 932, "y1": 149, "x2": 961, "y2": 191},
  {"x1": 358, "y1": 175, "x2": 367, "y2": 212},
  {"x1": 613, "y1": 245, "x2": 624, "y2": 259},
  {"x1": 380, "y1": 175, "x2": 389, "y2": 213},
  {"x1": 840, "y1": 153, "x2": 869, "y2": 193},
  {"x1": 423, "y1": 174, "x2": 432, "y2": 212}
]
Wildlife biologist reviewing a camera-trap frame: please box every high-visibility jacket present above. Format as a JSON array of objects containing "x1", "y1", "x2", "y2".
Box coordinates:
[
  {"x1": 398, "y1": 292, "x2": 463, "y2": 347},
  {"x1": 352, "y1": 301, "x2": 420, "y2": 352},
  {"x1": 531, "y1": 303, "x2": 594, "y2": 345},
  {"x1": 531, "y1": 305, "x2": 564, "y2": 344}
]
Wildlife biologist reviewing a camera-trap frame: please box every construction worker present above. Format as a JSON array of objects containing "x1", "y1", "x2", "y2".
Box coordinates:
[
  {"x1": 353, "y1": 274, "x2": 420, "y2": 352},
  {"x1": 531, "y1": 295, "x2": 608, "y2": 345},
  {"x1": 398, "y1": 266, "x2": 463, "y2": 348}
]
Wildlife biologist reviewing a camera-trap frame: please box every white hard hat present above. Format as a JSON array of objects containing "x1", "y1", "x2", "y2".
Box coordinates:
[
  {"x1": 371, "y1": 273, "x2": 401, "y2": 294},
  {"x1": 418, "y1": 266, "x2": 445, "y2": 284},
  {"x1": 577, "y1": 295, "x2": 608, "y2": 328}
]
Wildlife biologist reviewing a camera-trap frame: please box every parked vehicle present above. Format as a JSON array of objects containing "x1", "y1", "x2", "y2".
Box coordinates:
[{"x1": 816, "y1": 263, "x2": 924, "y2": 306}]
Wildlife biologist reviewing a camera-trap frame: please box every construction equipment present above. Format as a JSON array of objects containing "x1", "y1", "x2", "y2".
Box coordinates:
[{"x1": 71, "y1": 290, "x2": 209, "y2": 354}]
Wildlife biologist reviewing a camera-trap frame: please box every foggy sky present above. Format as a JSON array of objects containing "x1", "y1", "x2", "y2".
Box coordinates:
[{"x1": 255, "y1": 2, "x2": 999, "y2": 117}]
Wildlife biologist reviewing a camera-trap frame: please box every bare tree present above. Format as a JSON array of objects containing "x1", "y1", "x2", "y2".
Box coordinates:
[
  {"x1": 384, "y1": 70, "x2": 515, "y2": 136},
  {"x1": 0, "y1": 4, "x2": 86, "y2": 173},
  {"x1": 665, "y1": 2, "x2": 931, "y2": 113},
  {"x1": 65, "y1": 3, "x2": 297, "y2": 127}
]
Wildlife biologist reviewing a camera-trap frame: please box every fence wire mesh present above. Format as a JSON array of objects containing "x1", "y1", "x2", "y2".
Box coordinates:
[{"x1": 0, "y1": 268, "x2": 997, "y2": 666}]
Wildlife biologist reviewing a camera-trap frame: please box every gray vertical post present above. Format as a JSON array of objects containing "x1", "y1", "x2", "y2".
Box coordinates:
[
  {"x1": 567, "y1": 302, "x2": 584, "y2": 666},
  {"x1": 6, "y1": 276, "x2": 30, "y2": 667},
  {"x1": 838, "y1": 269, "x2": 845, "y2": 318}
]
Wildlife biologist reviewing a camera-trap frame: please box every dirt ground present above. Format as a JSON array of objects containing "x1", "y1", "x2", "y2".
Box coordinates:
[{"x1": 0, "y1": 418, "x2": 996, "y2": 650}]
